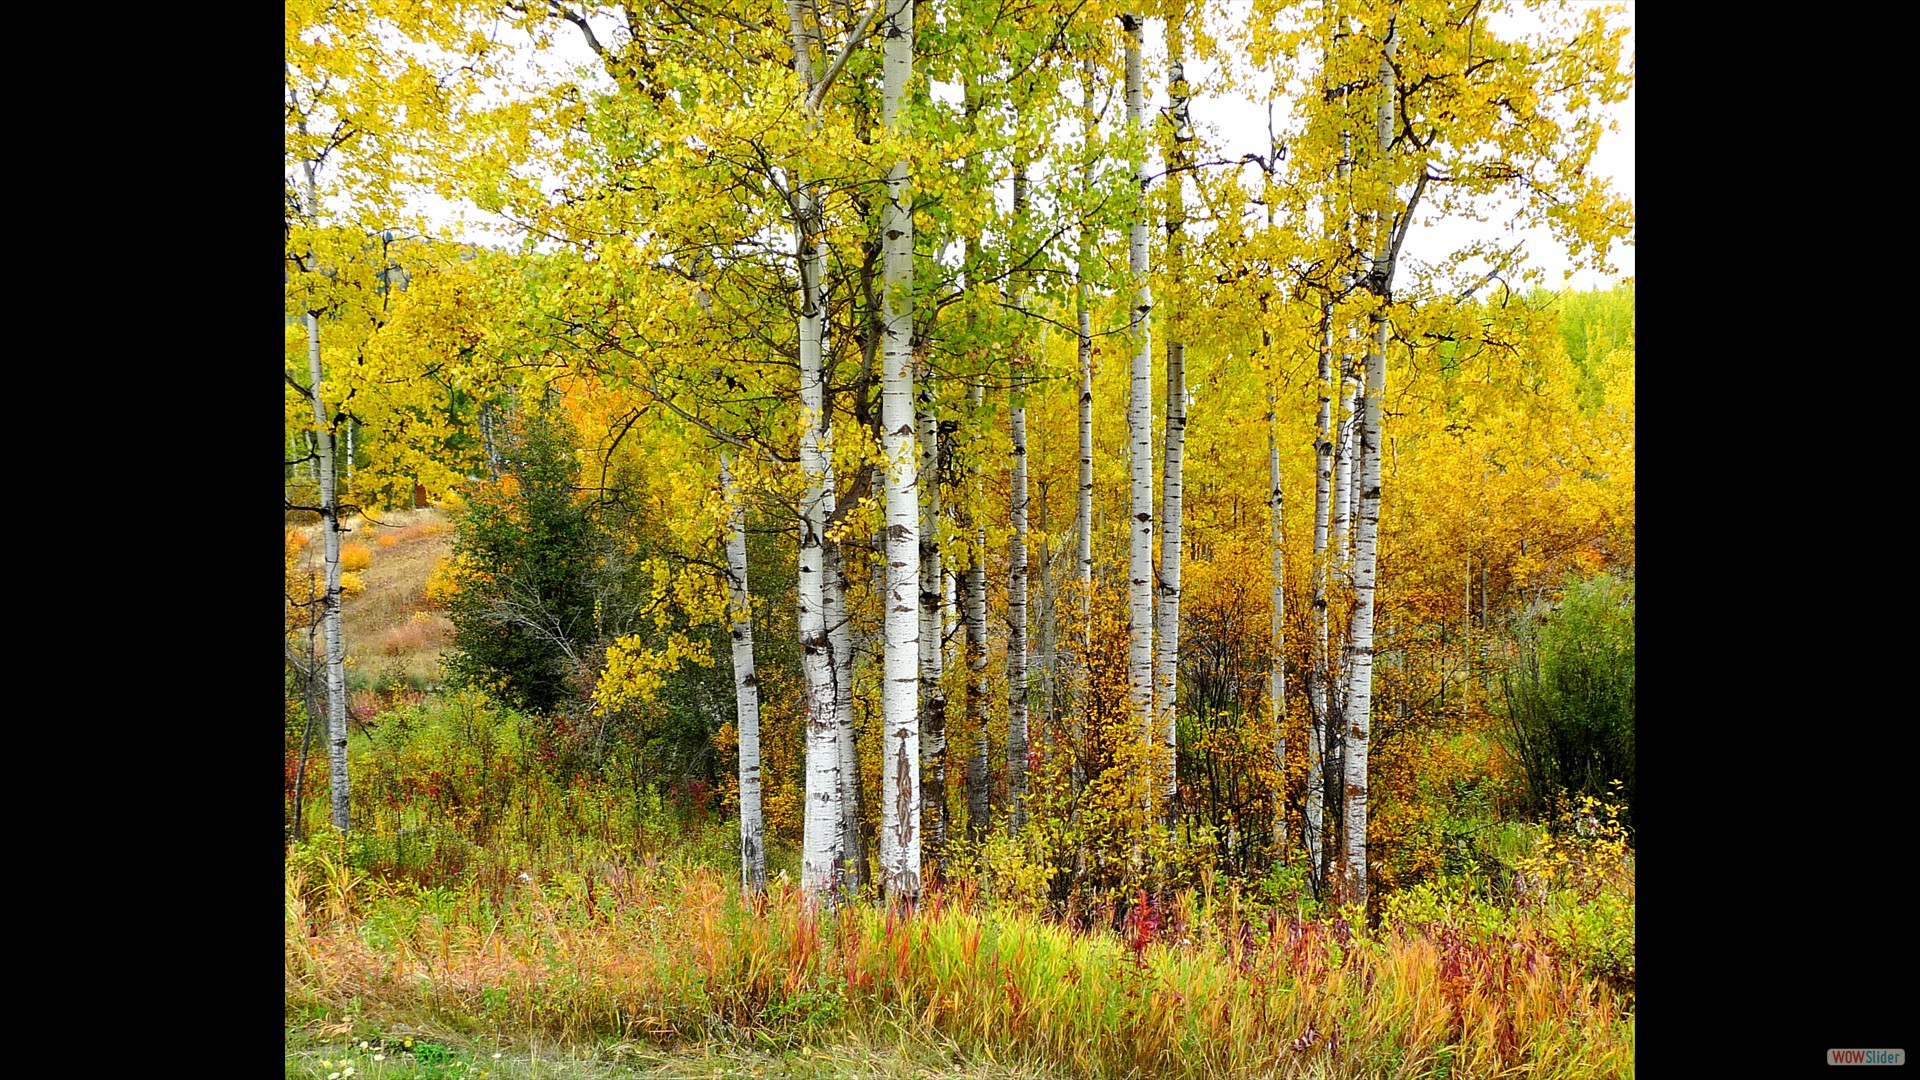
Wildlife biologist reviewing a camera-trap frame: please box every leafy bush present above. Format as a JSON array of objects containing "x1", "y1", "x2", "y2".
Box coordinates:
[
  {"x1": 1496, "y1": 573, "x2": 1634, "y2": 827},
  {"x1": 339, "y1": 541, "x2": 374, "y2": 572}
]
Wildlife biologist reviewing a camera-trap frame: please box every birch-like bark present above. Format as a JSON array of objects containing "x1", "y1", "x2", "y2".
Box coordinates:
[
  {"x1": 721, "y1": 457, "x2": 765, "y2": 895},
  {"x1": 1343, "y1": 315, "x2": 1385, "y2": 907},
  {"x1": 1074, "y1": 56, "x2": 1096, "y2": 803},
  {"x1": 1266, "y1": 324, "x2": 1286, "y2": 856},
  {"x1": 826, "y1": 507, "x2": 864, "y2": 890},
  {"x1": 965, "y1": 377, "x2": 990, "y2": 839},
  {"x1": 960, "y1": 89, "x2": 992, "y2": 844},
  {"x1": 943, "y1": 564, "x2": 958, "y2": 680},
  {"x1": 917, "y1": 383, "x2": 948, "y2": 871},
  {"x1": 1123, "y1": 10, "x2": 1155, "y2": 754},
  {"x1": 1155, "y1": 18, "x2": 1191, "y2": 829},
  {"x1": 1007, "y1": 151, "x2": 1031, "y2": 835},
  {"x1": 878, "y1": 0, "x2": 921, "y2": 905},
  {"x1": 787, "y1": 0, "x2": 842, "y2": 904},
  {"x1": 295, "y1": 147, "x2": 350, "y2": 836},
  {"x1": 1306, "y1": 295, "x2": 1333, "y2": 886},
  {"x1": 1345, "y1": 351, "x2": 1365, "y2": 565},
  {"x1": 1343, "y1": 20, "x2": 1399, "y2": 910},
  {"x1": 306, "y1": 311, "x2": 350, "y2": 834},
  {"x1": 1330, "y1": 338, "x2": 1356, "y2": 563}
]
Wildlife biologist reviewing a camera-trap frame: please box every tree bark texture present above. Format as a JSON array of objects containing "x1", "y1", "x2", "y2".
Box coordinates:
[
  {"x1": 721, "y1": 457, "x2": 765, "y2": 895},
  {"x1": 878, "y1": 0, "x2": 921, "y2": 905}
]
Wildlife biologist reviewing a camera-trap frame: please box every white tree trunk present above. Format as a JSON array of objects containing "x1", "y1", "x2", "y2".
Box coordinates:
[
  {"x1": 1343, "y1": 313, "x2": 1385, "y2": 908},
  {"x1": 787, "y1": 0, "x2": 842, "y2": 905},
  {"x1": 296, "y1": 148, "x2": 350, "y2": 837},
  {"x1": 964, "y1": 377, "x2": 990, "y2": 840},
  {"x1": 1075, "y1": 56, "x2": 1096, "y2": 804},
  {"x1": 878, "y1": 0, "x2": 921, "y2": 904},
  {"x1": 721, "y1": 457, "x2": 765, "y2": 895},
  {"x1": 1345, "y1": 352, "x2": 1365, "y2": 565},
  {"x1": 943, "y1": 564, "x2": 958, "y2": 682},
  {"x1": 1306, "y1": 297, "x2": 1333, "y2": 885},
  {"x1": 826, "y1": 501, "x2": 864, "y2": 890},
  {"x1": 1007, "y1": 153, "x2": 1031, "y2": 835},
  {"x1": 1267, "y1": 331, "x2": 1286, "y2": 856},
  {"x1": 1330, "y1": 340, "x2": 1356, "y2": 563},
  {"x1": 918, "y1": 385, "x2": 948, "y2": 871},
  {"x1": 1343, "y1": 20, "x2": 1399, "y2": 910},
  {"x1": 1124, "y1": 10, "x2": 1155, "y2": 756},
  {"x1": 307, "y1": 311, "x2": 350, "y2": 835},
  {"x1": 1155, "y1": 22, "x2": 1191, "y2": 830}
]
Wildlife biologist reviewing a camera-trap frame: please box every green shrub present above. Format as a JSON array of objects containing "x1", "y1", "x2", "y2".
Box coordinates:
[{"x1": 1497, "y1": 573, "x2": 1634, "y2": 828}]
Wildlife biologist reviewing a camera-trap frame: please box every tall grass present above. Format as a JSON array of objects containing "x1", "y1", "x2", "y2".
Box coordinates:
[
  {"x1": 287, "y1": 848, "x2": 1632, "y2": 1078},
  {"x1": 288, "y1": 693, "x2": 1632, "y2": 1076}
]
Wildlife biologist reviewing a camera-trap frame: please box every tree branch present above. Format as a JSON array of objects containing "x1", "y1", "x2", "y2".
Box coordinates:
[{"x1": 804, "y1": 0, "x2": 884, "y2": 112}]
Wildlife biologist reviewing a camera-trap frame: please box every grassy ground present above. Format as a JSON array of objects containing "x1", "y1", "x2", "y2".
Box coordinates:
[
  {"x1": 287, "y1": 1024, "x2": 1068, "y2": 1078},
  {"x1": 291, "y1": 506, "x2": 456, "y2": 689},
  {"x1": 285, "y1": 507, "x2": 1632, "y2": 1078}
]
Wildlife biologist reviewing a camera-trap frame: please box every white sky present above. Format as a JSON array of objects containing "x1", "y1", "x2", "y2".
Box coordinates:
[{"x1": 422, "y1": 1, "x2": 1632, "y2": 292}]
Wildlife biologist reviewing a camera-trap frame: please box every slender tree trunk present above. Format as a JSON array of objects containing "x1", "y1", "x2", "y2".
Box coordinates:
[
  {"x1": 306, "y1": 311, "x2": 351, "y2": 834},
  {"x1": 291, "y1": 570, "x2": 324, "y2": 843},
  {"x1": 295, "y1": 147, "x2": 351, "y2": 837},
  {"x1": 826, "y1": 511, "x2": 865, "y2": 891},
  {"x1": 1124, "y1": 9, "x2": 1155, "y2": 770},
  {"x1": 1343, "y1": 19, "x2": 1399, "y2": 911},
  {"x1": 1330, "y1": 339, "x2": 1356, "y2": 563},
  {"x1": 1266, "y1": 317, "x2": 1286, "y2": 857},
  {"x1": 787, "y1": 0, "x2": 843, "y2": 904},
  {"x1": 1074, "y1": 56, "x2": 1096, "y2": 807},
  {"x1": 918, "y1": 382, "x2": 949, "y2": 873},
  {"x1": 965, "y1": 377, "x2": 991, "y2": 840},
  {"x1": 1306, "y1": 296, "x2": 1333, "y2": 886},
  {"x1": 1155, "y1": 16, "x2": 1191, "y2": 831},
  {"x1": 722, "y1": 457, "x2": 766, "y2": 895},
  {"x1": 878, "y1": 0, "x2": 921, "y2": 905},
  {"x1": 1345, "y1": 349, "x2": 1365, "y2": 565},
  {"x1": 943, "y1": 564, "x2": 958, "y2": 681},
  {"x1": 1007, "y1": 150, "x2": 1031, "y2": 836},
  {"x1": 960, "y1": 89, "x2": 992, "y2": 846},
  {"x1": 1343, "y1": 313, "x2": 1385, "y2": 909}
]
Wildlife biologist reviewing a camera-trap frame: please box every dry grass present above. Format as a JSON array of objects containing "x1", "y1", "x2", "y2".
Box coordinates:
[
  {"x1": 292, "y1": 508, "x2": 458, "y2": 685},
  {"x1": 378, "y1": 613, "x2": 455, "y2": 656},
  {"x1": 286, "y1": 855, "x2": 1634, "y2": 1080}
]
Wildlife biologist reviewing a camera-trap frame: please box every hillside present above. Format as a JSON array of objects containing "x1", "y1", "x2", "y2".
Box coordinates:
[{"x1": 289, "y1": 506, "x2": 456, "y2": 701}]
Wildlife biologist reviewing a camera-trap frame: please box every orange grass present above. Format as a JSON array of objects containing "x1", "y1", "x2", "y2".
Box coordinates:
[{"x1": 286, "y1": 857, "x2": 1634, "y2": 1079}]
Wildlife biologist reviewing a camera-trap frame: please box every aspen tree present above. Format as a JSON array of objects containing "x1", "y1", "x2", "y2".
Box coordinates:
[
  {"x1": 1123, "y1": 9, "x2": 1156, "y2": 758},
  {"x1": 721, "y1": 456, "x2": 765, "y2": 894},
  {"x1": 918, "y1": 380, "x2": 949, "y2": 868},
  {"x1": 1306, "y1": 297, "x2": 1335, "y2": 886},
  {"x1": 1155, "y1": 6, "x2": 1192, "y2": 828},
  {"x1": 1266, "y1": 323, "x2": 1286, "y2": 856},
  {"x1": 1074, "y1": 55, "x2": 1097, "y2": 804},
  {"x1": 287, "y1": 101, "x2": 351, "y2": 836},
  {"x1": 965, "y1": 375, "x2": 991, "y2": 840},
  {"x1": 878, "y1": 0, "x2": 922, "y2": 904},
  {"x1": 1007, "y1": 148, "x2": 1032, "y2": 835}
]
